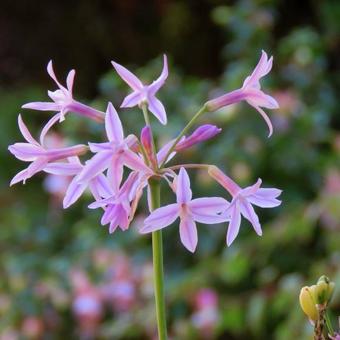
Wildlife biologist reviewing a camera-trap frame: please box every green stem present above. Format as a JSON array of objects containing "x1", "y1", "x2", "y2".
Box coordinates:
[
  {"x1": 325, "y1": 311, "x2": 334, "y2": 336},
  {"x1": 159, "y1": 105, "x2": 207, "y2": 168},
  {"x1": 149, "y1": 177, "x2": 167, "y2": 340}
]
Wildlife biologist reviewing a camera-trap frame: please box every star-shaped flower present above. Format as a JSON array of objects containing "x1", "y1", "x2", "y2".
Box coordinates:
[
  {"x1": 140, "y1": 167, "x2": 228, "y2": 252},
  {"x1": 206, "y1": 50, "x2": 279, "y2": 137},
  {"x1": 209, "y1": 166, "x2": 282, "y2": 246},
  {"x1": 8, "y1": 115, "x2": 87, "y2": 185},
  {"x1": 112, "y1": 55, "x2": 168, "y2": 125},
  {"x1": 77, "y1": 103, "x2": 150, "y2": 192}
]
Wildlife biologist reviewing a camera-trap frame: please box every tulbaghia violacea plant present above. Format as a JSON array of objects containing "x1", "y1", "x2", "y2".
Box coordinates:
[{"x1": 9, "y1": 51, "x2": 282, "y2": 339}]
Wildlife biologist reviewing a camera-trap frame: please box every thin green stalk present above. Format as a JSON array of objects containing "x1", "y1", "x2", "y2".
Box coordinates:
[
  {"x1": 149, "y1": 177, "x2": 167, "y2": 340},
  {"x1": 325, "y1": 311, "x2": 334, "y2": 336},
  {"x1": 159, "y1": 105, "x2": 207, "y2": 168}
]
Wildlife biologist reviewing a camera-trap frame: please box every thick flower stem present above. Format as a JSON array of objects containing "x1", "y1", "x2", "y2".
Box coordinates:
[
  {"x1": 149, "y1": 177, "x2": 167, "y2": 340},
  {"x1": 314, "y1": 304, "x2": 326, "y2": 340}
]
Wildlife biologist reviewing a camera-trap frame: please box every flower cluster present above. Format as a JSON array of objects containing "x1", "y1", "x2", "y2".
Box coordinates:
[{"x1": 9, "y1": 51, "x2": 281, "y2": 252}]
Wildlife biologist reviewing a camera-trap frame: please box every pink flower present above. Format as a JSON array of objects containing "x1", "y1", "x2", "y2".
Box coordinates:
[
  {"x1": 44, "y1": 157, "x2": 112, "y2": 209},
  {"x1": 112, "y1": 55, "x2": 168, "y2": 125},
  {"x1": 205, "y1": 50, "x2": 279, "y2": 137},
  {"x1": 22, "y1": 61, "x2": 104, "y2": 133},
  {"x1": 175, "y1": 124, "x2": 221, "y2": 151},
  {"x1": 77, "y1": 103, "x2": 150, "y2": 192},
  {"x1": 209, "y1": 166, "x2": 282, "y2": 246},
  {"x1": 88, "y1": 172, "x2": 141, "y2": 233},
  {"x1": 140, "y1": 168, "x2": 228, "y2": 252},
  {"x1": 8, "y1": 115, "x2": 87, "y2": 185}
]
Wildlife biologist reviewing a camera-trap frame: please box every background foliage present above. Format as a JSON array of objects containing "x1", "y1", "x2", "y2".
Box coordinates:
[{"x1": 0, "y1": 0, "x2": 339, "y2": 339}]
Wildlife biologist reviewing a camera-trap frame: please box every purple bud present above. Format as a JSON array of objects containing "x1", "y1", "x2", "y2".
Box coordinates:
[
  {"x1": 141, "y1": 126, "x2": 153, "y2": 153},
  {"x1": 140, "y1": 125, "x2": 157, "y2": 166},
  {"x1": 175, "y1": 125, "x2": 221, "y2": 151}
]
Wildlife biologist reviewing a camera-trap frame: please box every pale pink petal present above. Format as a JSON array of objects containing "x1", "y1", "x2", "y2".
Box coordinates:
[
  {"x1": 111, "y1": 61, "x2": 143, "y2": 91},
  {"x1": 176, "y1": 167, "x2": 192, "y2": 204},
  {"x1": 148, "y1": 54, "x2": 168, "y2": 95},
  {"x1": 190, "y1": 197, "x2": 229, "y2": 224},
  {"x1": 63, "y1": 178, "x2": 87, "y2": 208},
  {"x1": 26, "y1": 157, "x2": 48, "y2": 177},
  {"x1": 10, "y1": 168, "x2": 29, "y2": 186},
  {"x1": 243, "y1": 51, "x2": 270, "y2": 88},
  {"x1": 22, "y1": 102, "x2": 60, "y2": 111},
  {"x1": 77, "y1": 151, "x2": 112, "y2": 183},
  {"x1": 246, "y1": 90, "x2": 279, "y2": 109},
  {"x1": 140, "y1": 203, "x2": 179, "y2": 233},
  {"x1": 156, "y1": 138, "x2": 181, "y2": 164},
  {"x1": 226, "y1": 203, "x2": 241, "y2": 246},
  {"x1": 90, "y1": 174, "x2": 113, "y2": 199},
  {"x1": 148, "y1": 97, "x2": 167, "y2": 125},
  {"x1": 179, "y1": 215, "x2": 198, "y2": 252},
  {"x1": 39, "y1": 113, "x2": 62, "y2": 146},
  {"x1": 121, "y1": 149, "x2": 150, "y2": 172},
  {"x1": 101, "y1": 204, "x2": 118, "y2": 225},
  {"x1": 8, "y1": 143, "x2": 44, "y2": 161},
  {"x1": 44, "y1": 162, "x2": 81, "y2": 176},
  {"x1": 189, "y1": 197, "x2": 229, "y2": 214},
  {"x1": 240, "y1": 201, "x2": 262, "y2": 236},
  {"x1": 47, "y1": 60, "x2": 67, "y2": 92},
  {"x1": 18, "y1": 115, "x2": 39, "y2": 145},
  {"x1": 121, "y1": 91, "x2": 141, "y2": 108},
  {"x1": 252, "y1": 106, "x2": 273, "y2": 138},
  {"x1": 248, "y1": 188, "x2": 282, "y2": 208},
  {"x1": 105, "y1": 103, "x2": 124, "y2": 143},
  {"x1": 88, "y1": 142, "x2": 113, "y2": 153},
  {"x1": 107, "y1": 155, "x2": 124, "y2": 193},
  {"x1": 66, "y1": 69, "x2": 75, "y2": 93},
  {"x1": 241, "y1": 178, "x2": 262, "y2": 197}
]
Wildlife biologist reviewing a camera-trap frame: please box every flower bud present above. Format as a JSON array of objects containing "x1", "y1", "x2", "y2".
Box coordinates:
[
  {"x1": 140, "y1": 125, "x2": 157, "y2": 167},
  {"x1": 299, "y1": 286, "x2": 318, "y2": 322},
  {"x1": 175, "y1": 125, "x2": 221, "y2": 151},
  {"x1": 313, "y1": 276, "x2": 335, "y2": 305}
]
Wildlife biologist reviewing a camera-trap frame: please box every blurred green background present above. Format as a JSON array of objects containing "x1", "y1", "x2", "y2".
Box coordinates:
[{"x1": 1, "y1": 0, "x2": 339, "y2": 339}]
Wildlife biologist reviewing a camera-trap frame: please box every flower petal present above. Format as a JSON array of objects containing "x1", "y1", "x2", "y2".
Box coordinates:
[
  {"x1": 47, "y1": 60, "x2": 67, "y2": 91},
  {"x1": 66, "y1": 69, "x2": 75, "y2": 93},
  {"x1": 148, "y1": 97, "x2": 167, "y2": 125},
  {"x1": 8, "y1": 143, "x2": 44, "y2": 161},
  {"x1": 22, "y1": 102, "x2": 61, "y2": 111},
  {"x1": 121, "y1": 91, "x2": 141, "y2": 108},
  {"x1": 190, "y1": 197, "x2": 229, "y2": 224},
  {"x1": 148, "y1": 54, "x2": 168, "y2": 95},
  {"x1": 77, "y1": 151, "x2": 112, "y2": 183},
  {"x1": 18, "y1": 115, "x2": 39, "y2": 145},
  {"x1": 63, "y1": 178, "x2": 87, "y2": 208},
  {"x1": 176, "y1": 167, "x2": 192, "y2": 204},
  {"x1": 105, "y1": 103, "x2": 124, "y2": 143},
  {"x1": 140, "y1": 203, "x2": 179, "y2": 233},
  {"x1": 240, "y1": 201, "x2": 262, "y2": 236},
  {"x1": 253, "y1": 106, "x2": 273, "y2": 138},
  {"x1": 44, "y1": 162, "x2": 81, "y2": 176},
  {"x1": 111, "y1": 61, "x2": 143, "y2": 91},
  {"x1": 243, "y1": 51, "x2": 271, "y2": 88},
  {"x1": 10, "y1": 168, "x2": 29, "y2": 186},
  {"x1": 226, "y1": 203, "x2": 241, "y2": 246},
  {"x1": 248, "y1": 188, "x2": 282, "y2": 208},
  {"x1": 39, "y1": 113, "x2": 62, "y2": 146},
  {"x1": 179, "y1": 215, "x2": 198, "y2": 252},
  {"x1": 121, "y1": 149, "x2": 150, "y2": 173}
]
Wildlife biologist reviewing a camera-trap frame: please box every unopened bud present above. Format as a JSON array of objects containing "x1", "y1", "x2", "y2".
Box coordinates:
[
  {"x1": 175, "y1": 125, "x2": 221, "y2": 151},
  {"x1": 313, "y1": 276, "x2": 335, "y2": 305},
  {"x1": 299, "y1": 286, "x2": 318, "y2": 322},
  {"x1": 140, "y1": 125, "x2": 157, "y2": 167}
]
